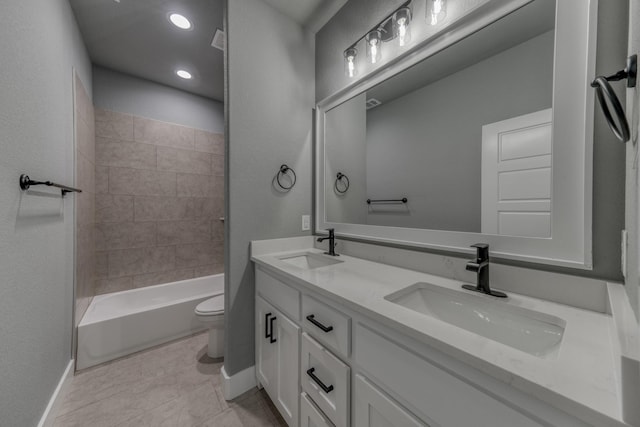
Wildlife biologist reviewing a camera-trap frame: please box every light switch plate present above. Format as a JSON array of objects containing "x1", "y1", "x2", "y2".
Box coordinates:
[{"x1": 302, "y1": 215, "x2": 310, "y2": 231}]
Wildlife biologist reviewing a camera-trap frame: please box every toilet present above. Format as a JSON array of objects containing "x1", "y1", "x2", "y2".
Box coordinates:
[{"x1": 195, "y1": 294, "x2": 225, "y2": 358}]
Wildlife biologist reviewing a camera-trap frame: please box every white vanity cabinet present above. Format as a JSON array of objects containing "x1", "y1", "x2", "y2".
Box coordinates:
[
  {"x1": 255, "y1": 294, "x2": 300, "y2": 427},
  {"x1": 254, "y1": 265, "x2": 593, "y2": 427}
]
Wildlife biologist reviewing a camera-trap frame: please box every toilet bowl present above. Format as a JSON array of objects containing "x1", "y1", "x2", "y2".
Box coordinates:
[{"x1": 195, "y1": 294, "x2": 225, "y2": 358}]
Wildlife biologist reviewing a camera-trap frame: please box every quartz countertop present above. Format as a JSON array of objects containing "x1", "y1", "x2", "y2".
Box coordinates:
[{"x1": 251, "y1": 238, "x2": 628, "y2": 427}]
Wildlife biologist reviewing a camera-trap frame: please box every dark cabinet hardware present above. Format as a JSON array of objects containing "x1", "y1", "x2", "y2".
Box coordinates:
[
  {"x1": 19, "y1": 174, "x2": 82, "y2": 197},
  {"x1": 265, "y1": 313, "x2": 273, "y2": 339},
  {"x1": 366, "y1": 197, "x2": 407, "y2": 204},
  {"x1": 306, "y1": 315, "x2": 334, "y2": 333},
  {"x1": 306, "y1": 368, "x2": 334, "y2": 393},
  {"x1": 269, "y1": 315, "x2": 277, "y2": 343}
]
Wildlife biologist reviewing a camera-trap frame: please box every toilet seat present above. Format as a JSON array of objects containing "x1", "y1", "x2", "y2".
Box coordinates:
[{"x1": 195, "y1": 294, "x2": 224, "y2": 316}]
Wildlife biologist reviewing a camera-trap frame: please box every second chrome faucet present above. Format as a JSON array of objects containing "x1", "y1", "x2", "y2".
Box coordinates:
[{"x1": 462, "y1": 243, "x2": 507, "y2": 298}]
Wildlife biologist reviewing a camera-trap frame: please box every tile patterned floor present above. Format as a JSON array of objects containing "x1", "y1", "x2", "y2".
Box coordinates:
[{"x1": 54, "y1": 333, "x2": 286, "y2": 426}]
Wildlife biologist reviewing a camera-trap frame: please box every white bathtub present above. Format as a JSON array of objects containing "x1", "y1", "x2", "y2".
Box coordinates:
[{"x1": 77, "y1": 274, "x2": 223, "y2": 370}]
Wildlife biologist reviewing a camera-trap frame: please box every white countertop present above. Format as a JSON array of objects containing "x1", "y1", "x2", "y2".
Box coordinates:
[{"x1": 251, "y1": 239, "x2": 628, "y2": 427}]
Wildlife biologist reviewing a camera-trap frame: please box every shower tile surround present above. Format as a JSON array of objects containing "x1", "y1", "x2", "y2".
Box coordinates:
[
  {"x1": 94, "y1": 108, "x2": 224, "y2": 294},
  {"x1": 75, "y1": 75, "x2": 96, "y2": 325}
]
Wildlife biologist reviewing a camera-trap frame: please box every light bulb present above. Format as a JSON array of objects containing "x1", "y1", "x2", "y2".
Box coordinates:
[
  {"x1": 344, "y1": 48, "x2": 358, "y2": 78},
  {"x1": 366, "y1": 30, "x2": 382, "y2": 64},
  {"x1": 427, "y1": 0, "x2": 446, "y2": 26},
  {"x1": 393, "y1": 8, "x2": 412, "y2": 47},
  {"x1": 169, "y1": 13, "x2": 192, "y2": 30}
]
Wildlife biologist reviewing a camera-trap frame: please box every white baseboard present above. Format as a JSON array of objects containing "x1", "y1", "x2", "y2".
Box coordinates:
[
  {"x1": 38, "y1": 359, "x2": 74, "y2": 427},
  {"x1": 221, "y1": 364, "x2": 256, "y2": 400}
]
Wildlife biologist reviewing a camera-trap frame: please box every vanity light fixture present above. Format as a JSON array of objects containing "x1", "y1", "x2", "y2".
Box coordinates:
[
  {"x1": 393, "y1": 7, "x2": 412, "y2": 47},
  {"x1": 343, "y1": 1, "x2": 412, "y2": 78},
  {"x1": 169, "y1": 13, "x2": 192, "y2": 30},
  {"x1": 426, "y1": 0, "x2": 446, "y2": 26},
  {"x1": 176, "y1": 69, "x2": 192, "y2": 79}
]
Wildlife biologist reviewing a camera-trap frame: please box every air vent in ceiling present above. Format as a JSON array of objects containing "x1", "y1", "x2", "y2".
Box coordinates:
[
  {"x1": 211, "y1": 29, "x2": 225, "y2": 51},
  {"x1": 366, "y1": 98, "x2": 382, "y2": 109}
]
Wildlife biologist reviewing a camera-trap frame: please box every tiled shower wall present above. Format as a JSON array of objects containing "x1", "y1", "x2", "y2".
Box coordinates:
[
  {"x1": 94, "y1": 108, "x2": 224, "y2": 294},
  {"x1": 75, "y1": 75, "x2": 96, "y2": 324}
]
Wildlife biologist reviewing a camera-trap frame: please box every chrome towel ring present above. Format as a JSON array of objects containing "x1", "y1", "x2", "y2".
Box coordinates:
[{"x1": 591, "y1": 54, "x2": 636, "y2": 143}]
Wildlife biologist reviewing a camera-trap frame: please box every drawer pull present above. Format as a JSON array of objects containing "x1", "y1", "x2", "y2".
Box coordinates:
[
  {"x1": 269, "y1": 314, "x2": 277, "y2": 343},
  {"x1": 265, "y1": 313, "x2": 272, "y2": 339},
  {"x1": 306, "y1": 315, "x2": 334, "y2": 333},
  {"x1": 306, "y1": 367, "x2": 334, "y2": 393}
]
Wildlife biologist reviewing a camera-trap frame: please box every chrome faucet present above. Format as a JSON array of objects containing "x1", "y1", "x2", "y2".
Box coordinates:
[
  {"x1": 462, "y1": 244, "x2": 507, "y2": 298},
  {"x1": 317, "y1": 228, "x2": 338, "y2": 256}
]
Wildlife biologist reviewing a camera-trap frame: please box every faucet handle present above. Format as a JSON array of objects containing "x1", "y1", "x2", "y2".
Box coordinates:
[{"x1": 470, "y1": 243, "x2": 489, "y2": 261}]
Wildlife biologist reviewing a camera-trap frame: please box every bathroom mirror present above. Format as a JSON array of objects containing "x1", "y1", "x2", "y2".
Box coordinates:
[{"x1": 316, "y1": 0, "x2": 597, "y2": 268}]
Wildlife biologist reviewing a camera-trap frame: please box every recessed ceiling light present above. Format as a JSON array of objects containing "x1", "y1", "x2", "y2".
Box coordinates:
[
  {"x1": 169, "y1": 13, "x2": 192, "y2": 30},
  {"x1": 176, "y1": 70, "x2": 192, "y2": 80}
]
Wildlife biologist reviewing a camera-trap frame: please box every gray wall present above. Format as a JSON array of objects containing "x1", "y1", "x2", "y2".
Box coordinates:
[
  {"x1": 0, "y1": 0, "x2": 91, "y2": 425},
  {"x1": 316, "y1": 0, "x2": 627, "y2": 282},
  {"x1": 325, "y1": 93, "x2": 368, "y2": 224},
  {"x1": 365, "y1": 31, "x2": 553, "y2": 231},
  {"x1": 93, "y1": 66, "x2": 224, "y2": 134},
  {"x1": 226, "y1": 0, "x2": 314, "y2": 375}
]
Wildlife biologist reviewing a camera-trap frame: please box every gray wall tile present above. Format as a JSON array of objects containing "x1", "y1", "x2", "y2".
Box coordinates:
[
  {"x1": 96, "y1": 222, "x2": 156, "y2": 251},
  {"x1": 195, "y1": 130, "x2": 224, "y2": 155},
  {"x1": 96, "y1": 195, "x2": 134, "y2": 223},
  {"x1": 95, "y1": 111, "x2": 224, "y2": 292},
  {"x1": 132, "y1": 269, "x2": 196, "y2": 288},
  {"x1": 96, "y1": 141, "x2": 156, "y2": 170},
  {"x1": 157, "y1": 146, "x2": 211, "y2": 175},
  {"x1": 108, "y1": 246, "x2": 176, "y2": 278},
  {"x1": 95, "y1": 108, "x2": 134, "y2": 141},
  {"x1": 157, "y1": 219, "x2": 211, "y2": 245},
  {"x1": 134, "y1": 116, "x2": 195, "y2": 150},
  {"x1": 109, "y1": 167, "x2": 176, "y2": 196},
  {"x1": 176, "y1": 242, "x2": 222, "y2": 269}
]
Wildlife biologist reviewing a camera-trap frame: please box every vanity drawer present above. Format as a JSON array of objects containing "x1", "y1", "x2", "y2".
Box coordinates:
[
  {"x1": 301, "y1": 392, "x2": 334, "y2": 427},
  {"x1": 302, "y1": 294, "x2": 350, "y2": 357},
  {"x1": 256, "y1": 266, "x2": 300, "y2": 321},
  {"x1": 354, "y1": 324, "x2": 544, "y2": 427},
  {"x1": 301, "y1": 332, "x2": 350, "y2": 427}
]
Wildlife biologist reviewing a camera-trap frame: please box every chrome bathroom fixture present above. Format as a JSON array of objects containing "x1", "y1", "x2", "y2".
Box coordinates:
[{"x1": 591, "y1": 54, "x2": 637, "y2": 143}]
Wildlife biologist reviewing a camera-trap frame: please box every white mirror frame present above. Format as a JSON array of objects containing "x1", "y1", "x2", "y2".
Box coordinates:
[{"x1": 315, "y1": 0, "x2": 597, "y2": 269}]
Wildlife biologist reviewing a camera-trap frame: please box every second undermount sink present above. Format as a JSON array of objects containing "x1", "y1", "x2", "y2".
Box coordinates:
[
  {"x1": 385, "y1": 282, "x2": 566, "y2": 358},
  {"x1": 279, "y1": 252, "x2": 343, "y2": 270}
]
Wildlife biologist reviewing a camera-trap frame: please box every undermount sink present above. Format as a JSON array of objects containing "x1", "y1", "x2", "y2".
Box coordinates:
[
  {"x1": 385, "y1": 282, "x2": 565, "y2": 358},
  {"x1": 279, "y1": 252, "x2": 343, "y2": 270}
]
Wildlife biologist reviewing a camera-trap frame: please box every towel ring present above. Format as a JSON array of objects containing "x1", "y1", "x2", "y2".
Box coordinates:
[
  {"x1": 591, "y1": 54, "x2": 637, "y2": 143},
  {"x1": 335, "y1": 172, "x2": 350, "y2": 194},
  {"x1": 276, "y1": 164, "x2": 296, "y2": 190}
]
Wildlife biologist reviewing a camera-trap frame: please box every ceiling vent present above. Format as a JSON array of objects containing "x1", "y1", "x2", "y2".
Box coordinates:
[
  {"x1": 211, "y1": 29, "x2": 225, "y2": 51},
  {"x1": 366, "y1": 98, "x2": 382, "y2": 109}
]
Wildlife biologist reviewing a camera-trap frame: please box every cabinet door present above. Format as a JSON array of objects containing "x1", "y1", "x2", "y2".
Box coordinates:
[
  {"x1": 354, "y1": 375, "x2": 427, "y2": 427},
  {"x1": 256, "y1": 297, "x2": 277, "y2": 393},
  {"x1": 274, "y1": 309, "x2": 301, "y2": 427},
  {"x1": 301, "y1": 392, "x2": 333, "y2": 427}
]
